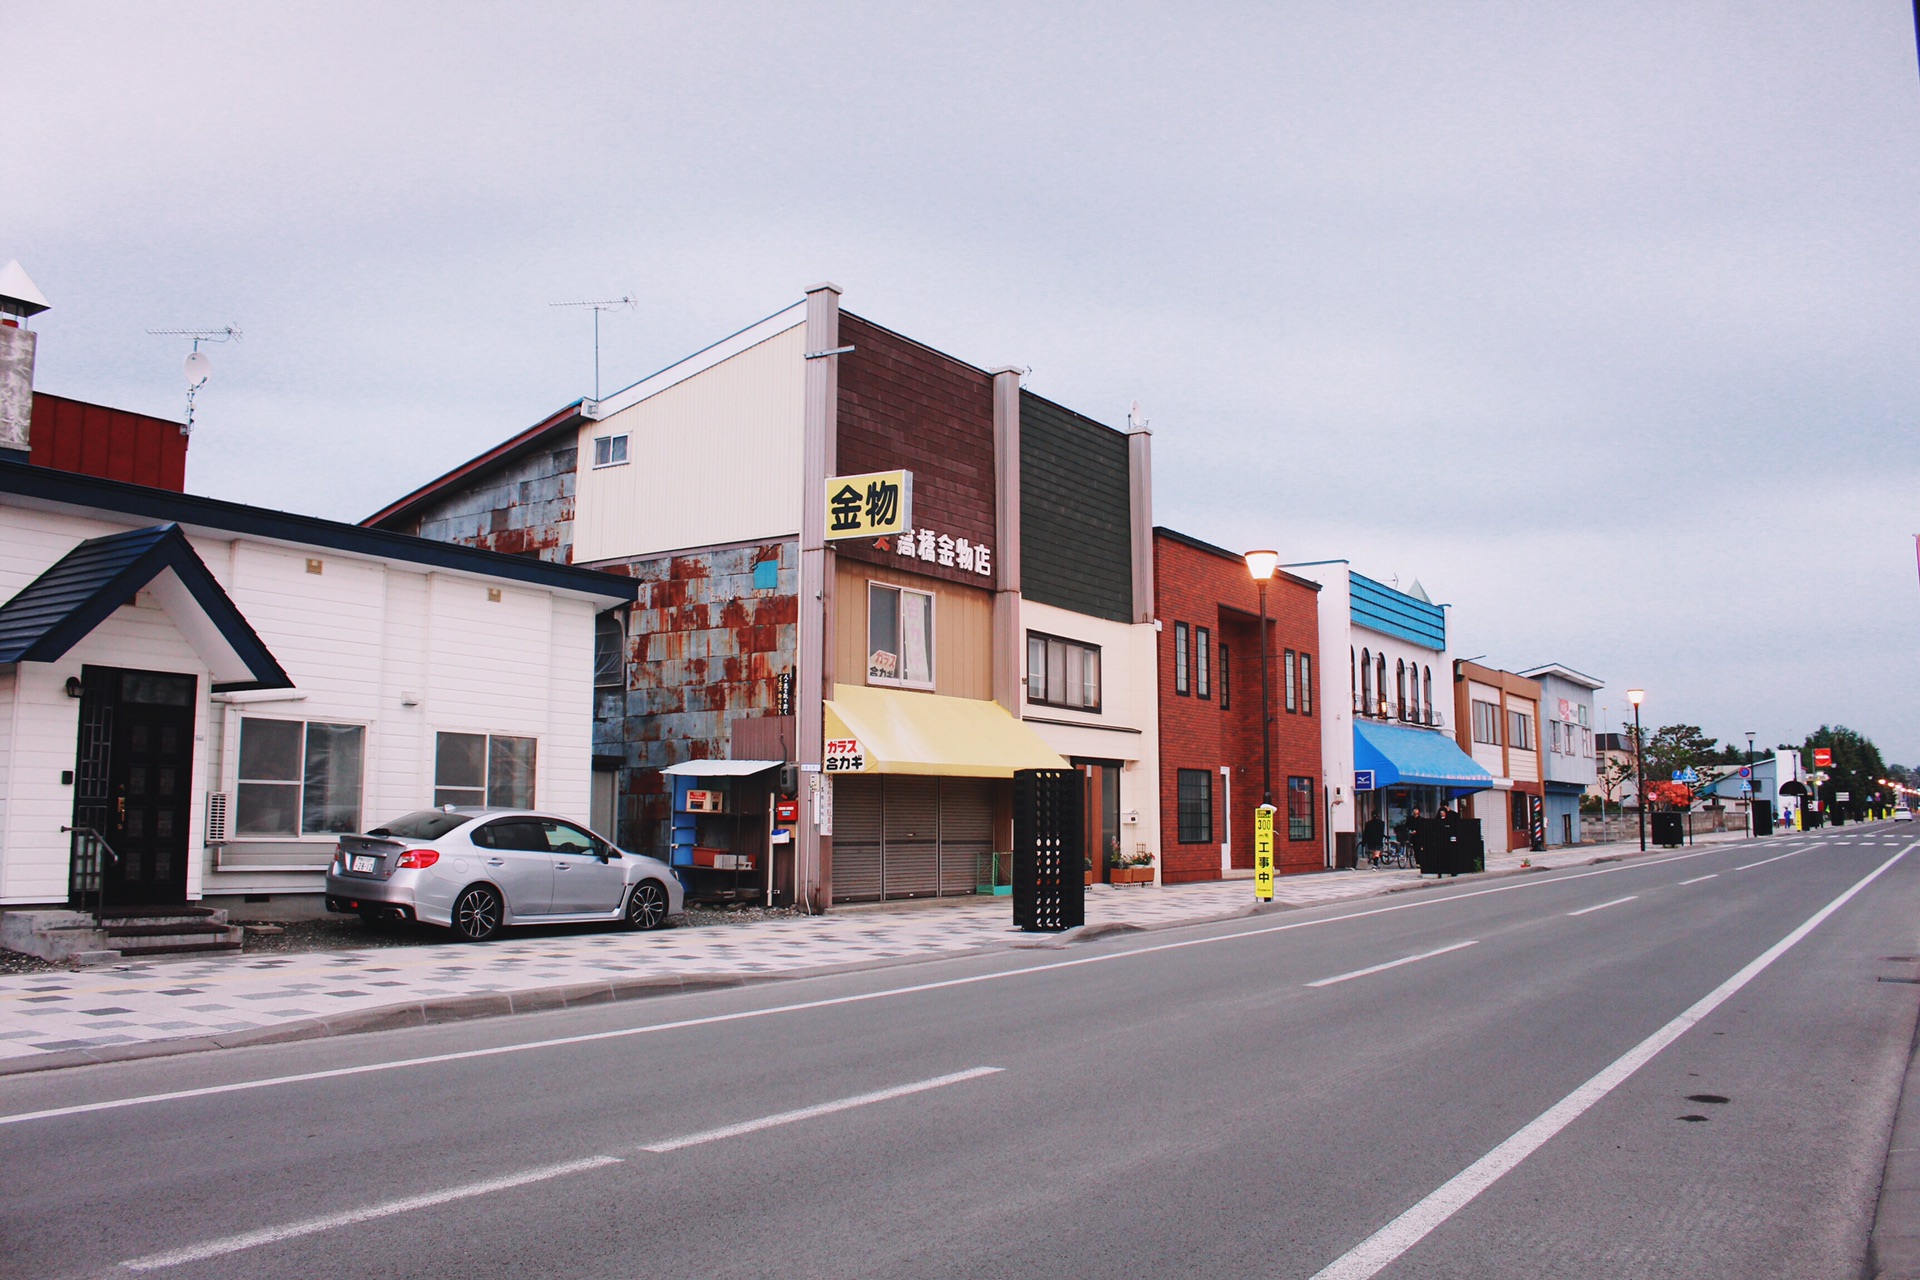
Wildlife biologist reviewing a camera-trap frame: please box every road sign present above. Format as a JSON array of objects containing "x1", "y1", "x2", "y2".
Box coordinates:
[
  {"x1": 1254, "y1": 805, "x2": 1276, "y2": 902},
  {"x1": 1838, "y1": 791, "x2": 1851, "y2": 802},
  {"x1": 824, "y1": 470, "x2": 912, "y2": 541},
  {"x1": 1681, "y1": 768, "x2": 1699, "y2": 784},
  {"x1": 1814, "y1": 748, "x2": 1833, "y2": 767},
  {"x1": 1354, "y1": 770, "x2": 1376, "y2": 792},
  {"x1": 1738, "y1": 766, "x2": 1751, "y2": 779},
  {"x1": 1740, "y1": 782, "x2": 1752, "y2": 795}
]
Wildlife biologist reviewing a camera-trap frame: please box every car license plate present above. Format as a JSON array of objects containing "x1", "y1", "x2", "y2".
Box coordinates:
[{"x1": 350, "y1": 855, "x2": 379, "y2": 873}]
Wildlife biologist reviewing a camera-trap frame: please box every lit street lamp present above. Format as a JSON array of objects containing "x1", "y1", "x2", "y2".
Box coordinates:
[
  {"x1": 1627, "y1": 688, "x2": 1646, "y2": 852},
  {"x1": 1244, "y1": 550, "x2": 1280, "y2": 806}
]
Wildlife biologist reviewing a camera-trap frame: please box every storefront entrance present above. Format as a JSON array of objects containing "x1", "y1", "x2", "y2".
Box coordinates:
[
  {"x1": 831, "y1": 775, "x2": 995, "y2": 902},
  {"x1": 70, "y1": 666, "x2": 197, "y2": 907},
  {"x1": 1075, "y1": 760, "x2": 1122, "y2": 884}
]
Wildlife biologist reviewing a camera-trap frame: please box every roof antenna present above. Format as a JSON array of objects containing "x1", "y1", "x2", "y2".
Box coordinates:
[
  {"x1": 550, "y1": 296, "x2": 635, "y2": 402},
  {"x1": 147, "y1": 326, "x2": 241, "y2": 437}
]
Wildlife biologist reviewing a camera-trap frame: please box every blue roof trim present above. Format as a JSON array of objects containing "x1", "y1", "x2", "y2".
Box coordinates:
[
  {"x1": 0, "y1": 523, "x2": 292, "y2": 692},
  {"x1": 0, "y1": 456, "x2": 636, "y2": 605},
  {"x1": 1349, "y1": 572, "x2": 1446, "y2": 650},
  {"x1": 1354, "y1": 720, "x2": 1494, "y2": 793}
]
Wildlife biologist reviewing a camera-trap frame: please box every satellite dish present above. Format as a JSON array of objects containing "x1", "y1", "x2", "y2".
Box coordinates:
[{"x1": 184, "y1": 350, "x2": 210, "y2": 388}]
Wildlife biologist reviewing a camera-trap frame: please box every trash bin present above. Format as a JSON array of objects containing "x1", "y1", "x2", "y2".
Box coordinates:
[
  {"x1": 1651, "y1": 811, "x2": 1684, "y2": 848},
  {"x1": 1752, "y1": 804, "x2": 1774, "y2": 837}
]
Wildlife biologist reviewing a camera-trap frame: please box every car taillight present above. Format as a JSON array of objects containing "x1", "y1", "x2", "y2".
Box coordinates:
[{"x1": 396, "y1": 849, "x2": 440, "y2": 869}]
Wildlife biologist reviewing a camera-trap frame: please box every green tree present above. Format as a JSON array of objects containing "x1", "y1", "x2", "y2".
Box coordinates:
[
  {"x1": 1643, "y1": 724, "x2": 1721, "y2": 785},
  {"x1": 1801, "y1": 726, "x2": 1889, "y2": 816}
]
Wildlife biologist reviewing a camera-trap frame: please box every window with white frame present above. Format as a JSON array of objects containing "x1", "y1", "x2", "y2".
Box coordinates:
[
  {"x1": 868, "y1": 582, "x2": 934, "y2": 688},
  {"x1": 1508, "y1": 707, "x2": 1535, "y2": 751},
  {"x1": 1472, "y1": 699, "x2": 1501, "y2": 745},
  {"x1": 237, "y1": 718, "x2": 366, "y2": 837},
  {"x1": 435, "y1": 732, "x2": 537, "y2": 809},
  {"x1": 1027, "y1": 632, "x2": 1102, "y2": 711},
  {"x1": 591, "y1": 434, "x2": 629, "y2": 468}
]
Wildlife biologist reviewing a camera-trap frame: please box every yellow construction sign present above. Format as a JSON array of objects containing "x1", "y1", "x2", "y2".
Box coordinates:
[{"x1": 1254, "y1": 804, "x2": 1276, "y2": 901}]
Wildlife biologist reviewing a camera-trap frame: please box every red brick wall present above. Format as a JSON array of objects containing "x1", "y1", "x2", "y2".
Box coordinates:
[
  {"x1": 834, "y1": 314, "x2": 998, "y2": 589},
  {"x1": 1155, "y1": 531, "x2": 1323, "y2": 883}
]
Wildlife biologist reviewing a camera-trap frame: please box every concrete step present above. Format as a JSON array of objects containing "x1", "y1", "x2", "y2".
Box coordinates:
[
  {"x1": 115, "y1": 941, "x2": 243, "y2": 958},
  {"x1": 3, "y1": 907, "x2": 243, "y2": 963},
  {"x1": 103, "y1": 921, "x2": 234, "y2": 940}
]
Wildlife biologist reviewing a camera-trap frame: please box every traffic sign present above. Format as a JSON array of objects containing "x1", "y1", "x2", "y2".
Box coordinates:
[
  {"x1": 1253, "y1": 805, "x2": 1276, "y2": 903},
  {"x1": 1738, "y1": 766, "x2": 1752, "y2": 779},
  {"x1": 1814, "y1": 748, "x2": 1833, "y2": 767},
  {"x1": 1739, "y1": 782, "x2": 1752, "y2": 795}
]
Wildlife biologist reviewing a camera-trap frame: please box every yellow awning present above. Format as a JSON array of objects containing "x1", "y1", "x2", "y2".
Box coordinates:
[{"x1": 823, "y1": 683, "x2": 1070, "y2": 777}]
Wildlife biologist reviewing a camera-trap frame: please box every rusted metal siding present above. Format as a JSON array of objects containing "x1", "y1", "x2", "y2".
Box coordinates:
[
  {"x1": 399, "y1": 443, "x2": 577, "y2": 564},
  {"x1": 601, "y1": 540, "x2": 800, "y2": 856}
]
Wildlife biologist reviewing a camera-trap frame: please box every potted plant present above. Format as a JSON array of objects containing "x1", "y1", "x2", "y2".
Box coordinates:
[{"x1": 1108, "y1": 843, "x2": 1155, "y2": 887}]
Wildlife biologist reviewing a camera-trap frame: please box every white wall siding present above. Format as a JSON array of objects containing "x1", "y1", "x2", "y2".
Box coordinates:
[{"x1": 572, "y1": 321, "x2": 807, "y2": 563}]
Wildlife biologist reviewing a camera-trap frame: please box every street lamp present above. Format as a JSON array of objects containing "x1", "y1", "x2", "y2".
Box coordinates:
[
  {"x1": 1627, "y1": 688, "x2": 1646, "y2": 852},
  {"x1": 1745, "y1": 731, "x2": 1756, "y2": 838},
  {"x1": 1245, "y1": 550, "x2": 1280, "y2": 806}
]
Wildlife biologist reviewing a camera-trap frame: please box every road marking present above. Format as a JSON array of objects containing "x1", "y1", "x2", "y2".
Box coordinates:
[
  {"x1": 1307, "y1": 840, "x2": 1916, "y2": 1280},
  {"x1": 1305, "y1": 941, "x2": 1479, "y2": 988},
  {"x1": 1566, "y1": 896, "x2": 1637, "y2": 917},
  {"x1": 643, "y1": 1066, "x2": 1001, "y2": 1152},
  {"x1": 0, "y1": 845, "x2": 1729, "y2": 1129},
  {"x1": 1736, "y1": 846, "x2": 1817, "y2": 871},
  {"x1": 119, "y1": 1154, "x2": 622, "y2": 1272},
  {"x1": 1679, "y1": 874, "x2": 1718, "y2": 886}
]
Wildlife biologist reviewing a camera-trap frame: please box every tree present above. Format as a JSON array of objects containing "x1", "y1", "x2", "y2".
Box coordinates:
[
  {"x1": 1643, "y1": 724, "x2": 1721, "y2": 786},
  {"x1": 1802, "y1": 725, "x2": 1888, "y2": 817}
]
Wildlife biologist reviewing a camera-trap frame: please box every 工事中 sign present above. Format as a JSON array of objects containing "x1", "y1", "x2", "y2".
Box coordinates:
[{"x1": 825, "y1": 470, "x2": 912, "y2": 541}]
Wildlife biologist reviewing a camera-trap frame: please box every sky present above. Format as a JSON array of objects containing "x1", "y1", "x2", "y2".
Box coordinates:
[{"x1": 5, "y1": 2, "x2": 1918, "y2": 760}]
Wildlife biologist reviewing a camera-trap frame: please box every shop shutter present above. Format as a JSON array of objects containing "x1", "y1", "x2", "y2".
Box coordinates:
[
  {"x1": 938, "y1": 778, "x2": 994, "y2": 896},
  {"x1": 831, "y1": 776, "x2": 883, "y2": 903},
  {"x1": 882, "y1": 776, "x2": 939, "y2": 898}
]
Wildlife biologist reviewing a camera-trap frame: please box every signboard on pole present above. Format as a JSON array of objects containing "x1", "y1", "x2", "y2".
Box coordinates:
[
  {"x1": 1814, "y1": 748, "x2": 1833, "y2": 768},
  {"x1": 1254, "y1": 805, "x2": 1276, "y2": 902},
  {"x1": 1353, "y1": 770, "x2": 1376, "y2": 792},
  {"x1": 825, "y1": 470, "x2": 912, "y2": 541}
]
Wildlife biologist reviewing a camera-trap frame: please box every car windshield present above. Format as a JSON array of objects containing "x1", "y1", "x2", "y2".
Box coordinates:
[{"x1": 366, "y1": 811, "x2": 476, "y2": 840}]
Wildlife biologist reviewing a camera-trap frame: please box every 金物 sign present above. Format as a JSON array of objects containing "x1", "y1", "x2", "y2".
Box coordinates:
[{"x1": 825, "y1": 470, "x2": 912, "y2": 541}]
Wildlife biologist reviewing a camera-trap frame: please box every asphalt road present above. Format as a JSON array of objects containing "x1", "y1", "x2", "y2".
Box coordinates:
[{"x1": 3, "y1": 823, "x2": 1917, "y2": 1279}]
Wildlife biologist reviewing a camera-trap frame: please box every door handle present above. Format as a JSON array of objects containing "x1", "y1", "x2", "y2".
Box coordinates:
[{"x1": 486, "y1": 858, "x2": 505, "y2": 867}]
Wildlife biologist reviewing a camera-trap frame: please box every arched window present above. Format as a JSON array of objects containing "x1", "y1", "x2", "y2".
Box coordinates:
[
  {"x1": 1376, "y1": 654, "x2": 1387, "y2": 717},
  {"x1": 1396, "y1": 660, "x2": 1407, "y2": 720},
  {"x1": 1423, "y1": 666, "x2": 1433, "y2": 724},
  {"x1": 1359, "y1": 648, "x2": 1372, "y2": 716}
]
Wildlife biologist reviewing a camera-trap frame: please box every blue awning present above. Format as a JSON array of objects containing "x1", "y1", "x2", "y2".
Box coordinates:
[{"x1": 1354, "y1": 720, "x2": 1495, "y2": 794}]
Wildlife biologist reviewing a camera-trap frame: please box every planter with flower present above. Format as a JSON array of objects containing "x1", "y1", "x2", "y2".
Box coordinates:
[{"x1": 1107, "y1": 845, "x2": 1156, "y2": 887}]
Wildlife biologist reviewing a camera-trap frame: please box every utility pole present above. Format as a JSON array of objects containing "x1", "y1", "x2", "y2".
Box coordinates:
[{"x1": 1628, "y1": 688, "x2": 1646, "y2": 852}]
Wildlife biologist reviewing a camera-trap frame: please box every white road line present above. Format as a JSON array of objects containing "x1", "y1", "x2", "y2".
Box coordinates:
[
  {"x1": 119, "y1": 1155, "x2": 622, "y2": 1272},
  {"x1": 1566, "y1": 896, "x2": 1637, "y2": 917},
  {"x1": 0, "y1": 845, "x2": 1728, "y2": 1130},
  {"x1": 1679, "y1": 874, "x2": 1718, "y2": 886},
  {"x1": 1307, "y1": 840, "x2": 1916, "y2": 1280},
  {"x1": 643, "y1": 1066, "x2": 1001, "y2": 1153},
  {"x1": 1736, "y1": 846, "x2": 1817, "y2": 871},
  {"x1": 1305, "y1": 942, "x2": 1479, "y2": 988}
]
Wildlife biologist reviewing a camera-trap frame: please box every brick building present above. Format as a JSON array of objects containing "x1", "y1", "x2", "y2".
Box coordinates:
[{"x1": 1153, "y1": 528, "x2": 1322, "y2": 882}]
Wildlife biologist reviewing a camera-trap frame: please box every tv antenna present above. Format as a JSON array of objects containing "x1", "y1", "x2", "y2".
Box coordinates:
[
  {"x1": 549, "y1": 296, "x2": 634, "y2": 401},
  {"x1": 147, "y1": 326, "x2": 241, "y2": 437}
]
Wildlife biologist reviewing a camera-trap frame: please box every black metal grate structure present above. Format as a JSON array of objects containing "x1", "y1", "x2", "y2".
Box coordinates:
[
  {"x1": 69, "y1": 674, "x2": 114, "y2": 909},
  {"x1": 1013, "y1": 768, "x2": 1083, "y2": 932}
]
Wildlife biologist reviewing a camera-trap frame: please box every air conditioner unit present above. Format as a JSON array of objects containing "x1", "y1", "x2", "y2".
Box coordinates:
[{"x1": 206, "y1": 791, "x2": 230, "y2": 843}]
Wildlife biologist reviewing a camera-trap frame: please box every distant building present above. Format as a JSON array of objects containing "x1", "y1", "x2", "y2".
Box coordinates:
[
  {"x1": 1519, "y1": 664, "x2": 1603, "y2": 846},
  {"x1": 1452, "y1": 661, "x2": 1545, "y2": 855}
]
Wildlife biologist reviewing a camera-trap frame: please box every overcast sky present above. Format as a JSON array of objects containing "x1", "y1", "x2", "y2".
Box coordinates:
[{"x1": 6, "y1": 3, "x2": 1918, "y2": 760}]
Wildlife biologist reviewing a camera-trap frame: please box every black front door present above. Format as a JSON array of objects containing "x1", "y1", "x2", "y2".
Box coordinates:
[{"x1": 71, "y1": 666, "x2": 196, "y2": 907}]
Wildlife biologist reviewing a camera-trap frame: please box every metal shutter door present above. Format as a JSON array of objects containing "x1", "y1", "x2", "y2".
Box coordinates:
[
  {"x1": 831, "y1": 776, "x2": 884, "y2": 904},
  {"x1": 938, "y1": 778, "x2": 994, "y2": 896},
  {"x1": 882, "y1": 776, "x2": 939, "y2": 899}
]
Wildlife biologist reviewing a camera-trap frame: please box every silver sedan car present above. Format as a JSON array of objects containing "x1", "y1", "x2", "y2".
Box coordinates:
[{"x1": 324, "y1": 808, "x2": 684, "y2": 941}]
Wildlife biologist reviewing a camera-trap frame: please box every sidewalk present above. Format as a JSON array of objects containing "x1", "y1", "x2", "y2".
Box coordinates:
[{"x1": 0, "y1": 829, "x2": 1751, "y2": 1074}]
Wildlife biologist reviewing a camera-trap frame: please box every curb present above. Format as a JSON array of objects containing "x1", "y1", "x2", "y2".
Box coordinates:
[
  {"x1": 0, "y1": 834, "x2": 1771, "y2": 1078},
  {"x1": 1870, "y1": 995, "x2": 1920, "y2": 1278}
]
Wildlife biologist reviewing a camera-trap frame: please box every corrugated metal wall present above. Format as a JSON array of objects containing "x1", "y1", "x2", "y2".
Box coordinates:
[{"x1": 29, "y1": 393, "x2": 188, "y2": 492}]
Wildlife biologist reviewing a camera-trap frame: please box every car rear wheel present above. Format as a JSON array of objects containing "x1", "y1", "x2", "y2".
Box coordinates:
[
  {"x1": 624, "y1": 880, "x2": 670, "y2": 931},
  {"x1": 452, "y1": 884, "x2": 503, "y2": 942}
]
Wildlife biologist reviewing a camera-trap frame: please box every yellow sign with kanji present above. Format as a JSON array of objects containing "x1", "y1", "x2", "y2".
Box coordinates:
[
  {"x1": 825, "y1": 470, "x2": 913, "y2": 541},
  {"x1": 1254, "y1": 804, "x2": 1276, "y2": 901}
]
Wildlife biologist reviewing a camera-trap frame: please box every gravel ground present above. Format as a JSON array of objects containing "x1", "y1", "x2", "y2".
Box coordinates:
[{"x1": 0, "y1": 948, "x2": 63, "y2": 976}]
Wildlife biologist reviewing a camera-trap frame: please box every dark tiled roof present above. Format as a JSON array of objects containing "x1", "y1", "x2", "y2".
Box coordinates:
[{"x1": 0, "y1": 523, "x2": 291, "y2": 691}]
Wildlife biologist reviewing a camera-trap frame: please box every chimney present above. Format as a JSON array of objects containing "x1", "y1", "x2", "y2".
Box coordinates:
[
  {"x1": 1127, "y1": 401, "x2": 1154, "y2": 624},
  {"x1": 0, "y1": 260, "x2": 50, "y2": 458}
]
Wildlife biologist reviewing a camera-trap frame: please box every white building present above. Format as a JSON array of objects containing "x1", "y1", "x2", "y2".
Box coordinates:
[
  {"x1": 0, "y1": 457, "x2": 634, "y2": 909},
  {"x1": 1519, "y1": 663, "x2": 1603, "y2": 846}
]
